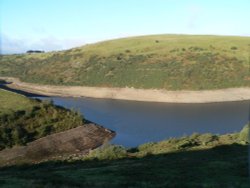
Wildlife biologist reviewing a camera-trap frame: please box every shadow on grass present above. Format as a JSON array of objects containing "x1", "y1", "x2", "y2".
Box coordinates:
[
  {"x1": 0, "y1": 143, "x2": 249, "y2": 188},
  {"x1": 0, "y1": 84, "x2": 48, "y2": 97}
]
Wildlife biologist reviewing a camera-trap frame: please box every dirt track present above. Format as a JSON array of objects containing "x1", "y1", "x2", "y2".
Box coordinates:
[{"x1": 1, "y1": 77, "x2": 250, "y2": 103}]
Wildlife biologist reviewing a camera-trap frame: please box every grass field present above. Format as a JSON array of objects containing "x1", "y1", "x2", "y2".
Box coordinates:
[
  {"x1": 0, "y1": 125, "x2": 249, "y2": 187},
  {"x1": 0, "y1": 89, "x2": 35, "y2": 115},
  {"x1": 1, "y1": 35, "x2": 249, "y2": 90}
]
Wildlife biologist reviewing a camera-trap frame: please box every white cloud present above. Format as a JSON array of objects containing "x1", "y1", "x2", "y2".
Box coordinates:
[
  {"x1": 0, "y1": 34, "x2": 87, "y2": 54},
  {"x1": 185, "y1": 4, "x2": 203, "y2": 30}
]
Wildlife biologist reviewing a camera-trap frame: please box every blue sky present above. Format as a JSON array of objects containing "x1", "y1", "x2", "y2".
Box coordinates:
[{"x1": 1, "y1": 0, "x2": 250, "y2": 54}]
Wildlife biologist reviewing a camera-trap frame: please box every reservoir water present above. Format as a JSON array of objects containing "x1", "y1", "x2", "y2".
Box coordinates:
[{"x1": 37, "y1": 96, "x2": 250, "y2": 147}]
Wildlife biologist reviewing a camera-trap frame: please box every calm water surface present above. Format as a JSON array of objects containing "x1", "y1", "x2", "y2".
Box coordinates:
[{"x1": 38, "y1": 97, "x2": 249, "y2": 147}]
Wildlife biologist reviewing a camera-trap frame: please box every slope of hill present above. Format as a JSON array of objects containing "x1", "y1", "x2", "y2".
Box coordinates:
[
  {"x1": 0, "y1": 89, "x2": 115, "y2": 164},
  {"x1": 0, "y1": 89, "x2": 86, "y2": 150},
  {"x1": 0, "y1": 89, "x2": 36, "y2": 115},
  {"x1": 1, "y1": 35, "x2": 249, "y2": 90},
  {"x1": 0, "y1": 89, "x2": 115, "y2": 150}
]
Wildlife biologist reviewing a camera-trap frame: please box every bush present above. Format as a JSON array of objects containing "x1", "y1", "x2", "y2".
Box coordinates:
[
  {"x1": 231, "y1": 46, "x2": 238, "y2": 50},
  {"x1": 175, "y1": 139, "x2": 198, "y2": 149},
  {"x1": 198, "y1": 133, "x2": 218, "y2": 146},
  {"x1": 239, "y1": 123, "x2": 250, "y2": 143},
  {"x1": 189, "y1": 46, "x2": 204, "y2": 51},
  {"x1": 85, "y1": 144, "x2": 127, "y2": 160},
  {"x1": 138, "y1": 142, "x2": 155, "y2": 152}
]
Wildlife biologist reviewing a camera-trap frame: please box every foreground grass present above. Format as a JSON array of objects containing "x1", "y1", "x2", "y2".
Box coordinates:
[
  {"x1": 0, "y1": 145, "x2": 248, "y2": 187},
  {"x1": 0, "y1": 125, "x2": 249, "y2": 187},
  {"x1": 1, "y1": 35, "x2": 250, "y2": 90}
]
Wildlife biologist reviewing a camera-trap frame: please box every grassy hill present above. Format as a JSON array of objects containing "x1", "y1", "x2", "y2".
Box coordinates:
[
  {"x1": 1, "y1": 35, "x2": 250, "y2": 90},
  {"x1": 0, "y1": 89, "x2": 84, "y2": 150},
  {"x1": 0, "y1": 89, "x2": 36, "y2": 115},
  {"x1": 0, "y1": 124, "x2": 249, "y2": 187}
]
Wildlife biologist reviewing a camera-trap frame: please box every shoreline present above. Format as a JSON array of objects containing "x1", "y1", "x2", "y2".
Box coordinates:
[{"x1": 1, "y1": 77, "x2": 250, "y2": 103}]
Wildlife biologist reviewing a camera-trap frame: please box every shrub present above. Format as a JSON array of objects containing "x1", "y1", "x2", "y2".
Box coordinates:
[
  {"x1": 11, "y1": 125, "x2": 28, "y2": 145},
  {"x1": 231, "y1": 46, "x2": 238, "y2": 50},
  {"x1": 238, "y1": 123, "x2": 250, "y2": 143},
  {"x1": 198, "y1": 133, "x2": 218, "y2": 146},
  {"x1": 138, "y1": 142, "x2": 155, "y2": 152},
  {"x1": 175, "y1": 139, "x2": 199, "y2": 149},
  {"x1": 189, "y1": 133, "x2": 200, "y2": 140},
  {"x1": 189, "y1": 46, "x2": 204, "y2": 51},
  {"x1": 85, "y1": 144, "x2": 127, "y2": 160},
  {"x1": 117, "y1": 56, "x2": 122, "y2": 60}
]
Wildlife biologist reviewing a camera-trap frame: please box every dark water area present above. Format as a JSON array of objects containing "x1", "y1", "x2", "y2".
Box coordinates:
[{"x1": 36, "y1": 96, "x2": 250, "y2": 147}]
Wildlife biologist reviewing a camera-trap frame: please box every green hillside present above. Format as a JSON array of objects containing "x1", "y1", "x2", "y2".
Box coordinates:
[
  {"x1": 0, "y1": 89, "x2": 84, "y2": 150},
  {"x1": 0, "y1": 35, "x2": 250, "y2": 90},
  {"x1": 0, "y1": 89, "x2": 36, "y2": 115}
]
